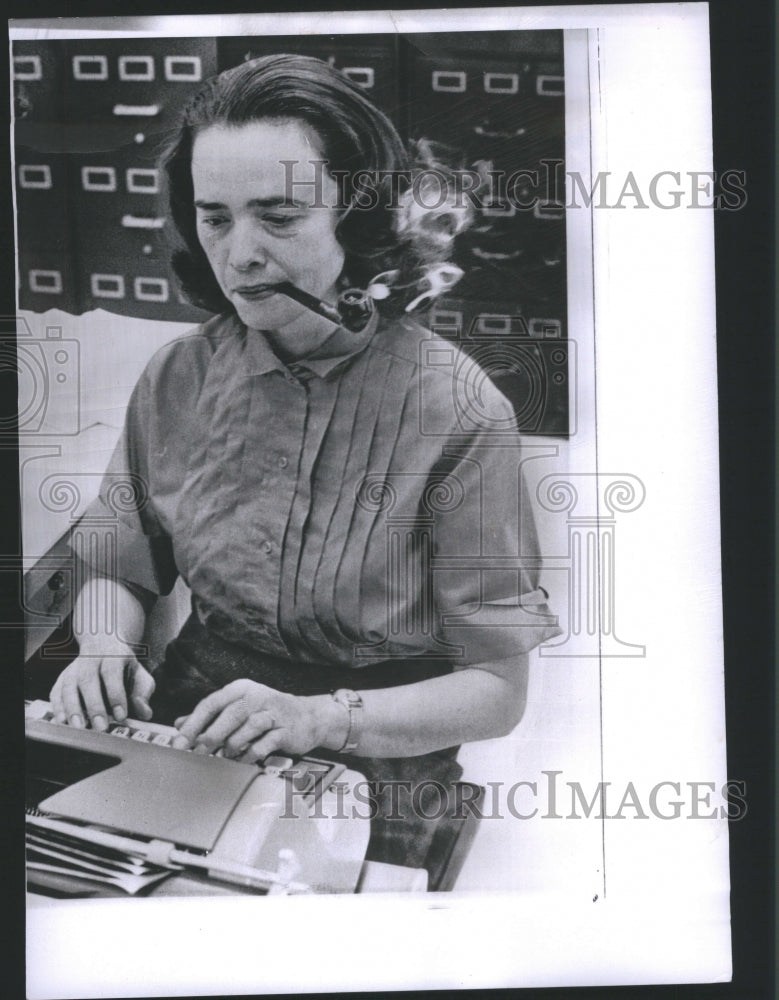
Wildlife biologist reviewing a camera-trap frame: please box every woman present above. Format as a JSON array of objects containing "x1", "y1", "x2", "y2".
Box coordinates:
[{"x1": 50, "y1": 54, "x2": 561, "y2": 872}]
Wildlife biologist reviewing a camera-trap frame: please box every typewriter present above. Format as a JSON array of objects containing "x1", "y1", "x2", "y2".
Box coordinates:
[{"x1": 26, "y1": 700, "x2": 426, "y2": 896}]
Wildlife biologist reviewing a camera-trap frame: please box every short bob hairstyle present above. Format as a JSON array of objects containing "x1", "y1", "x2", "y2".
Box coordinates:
[{"x1": 161, "y1": 53, "x2": 451, "y2": 317}]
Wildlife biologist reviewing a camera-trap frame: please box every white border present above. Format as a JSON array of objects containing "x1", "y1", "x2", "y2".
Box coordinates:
[
  {"x1": 16, "y1": 4, "x2": 729, "y2": 994},
  {"x1": 9, "y1": 4, "x2": 711, "y2": 37}
]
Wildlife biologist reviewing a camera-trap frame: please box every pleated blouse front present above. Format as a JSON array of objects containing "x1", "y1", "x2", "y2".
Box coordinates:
[{"x1": 85, "y1": 310, "x2": 561, "y2": 670}]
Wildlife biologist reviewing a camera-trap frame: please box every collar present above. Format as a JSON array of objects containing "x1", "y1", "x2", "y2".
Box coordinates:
[
  {"x1": 241, "y1": 323, "x2": 285, "y2": 377},
  {"x1": 242, "y1": 309, "x2": 380, "y2": 380}
]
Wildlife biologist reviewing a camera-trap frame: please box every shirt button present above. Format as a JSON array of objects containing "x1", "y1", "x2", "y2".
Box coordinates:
[
  {"x1": 285, "y1": 374, "x2": 298, "y2": 386},
  {"x1": 278, "y1": 455, "x2": 288, "y2": 469},
  {"x1": 262, "y1": 541, "x2": 273, "y2": 554}
]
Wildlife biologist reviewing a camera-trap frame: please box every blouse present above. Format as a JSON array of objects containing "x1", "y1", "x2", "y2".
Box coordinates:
[{"x1": 79, "y1": 310, "x2": 561, "y2": 670}]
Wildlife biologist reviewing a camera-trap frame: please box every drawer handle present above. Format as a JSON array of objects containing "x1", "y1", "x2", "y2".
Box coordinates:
[
  {"x1": 432, "y1": 70, "x2": 466, "y2": 93},
  {"x1": 118, "y1": 55, "x2": 155, "y2": 82},
  {"x1": 341, "y1": 67, "x2": 375, "y2": 89},
  {"x1": 472, "y1": 246, "x2": 522, "y2": 261},
  {"x1": 126, "y1": 168, "x2": 159, "y2": 194},
  {"x1": 82, "y1": 166, "x2": 117, "y2": 192},
  {"x1": 164, "y1": 56, "x2": 202, "y2": 82},
  {"x1": 29, "y1": 270, "x2": 63, "y2": 294},
  {"x1": 13, "y1": 55, "x2": 43, "y2": 81},
  {"x1": 429, "y1": 309, "x2": 463, "y2": 331},
  {"x1": 19, "y1": 165, "x2": 53, "y2": 189},
  {"x1": 134, "y1": 277, "x2": 169, "y2": 302},
  {"x1": 484, "y1": 72, "x2": 519, "y2": 94},
  {"x1": 73, "y1": 55, "x2": 108, "y2": 81},
  {"x1": 91, "y1": 274, "x2": 126, "y2": 299},
  {"x1": 112, "y1": 103, "x2": 161, "y2": 117},
  {"x1": 473, "y1": 122, "x2": 526, "y2": 139},
  {"x1": 536, "y1": 75, "x2": 564, "y2": 97},
  {"x1": 121, "y1": 215, "x2": 165, "y2": 229}
]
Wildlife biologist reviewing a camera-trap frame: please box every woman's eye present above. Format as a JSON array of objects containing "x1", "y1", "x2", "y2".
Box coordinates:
[
  {"x1": 199, "y1": 216, "x2": 228, "y2": 229},
  {"x1": 263, "y1": 214, "x2": 299, "y2": 229}
]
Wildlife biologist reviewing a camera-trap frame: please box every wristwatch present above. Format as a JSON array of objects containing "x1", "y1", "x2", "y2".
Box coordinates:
[{"x1": 331, "y1": 688, "x2": 364, "y2": 753}]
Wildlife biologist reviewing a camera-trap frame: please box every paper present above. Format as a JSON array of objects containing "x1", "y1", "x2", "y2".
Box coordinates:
[{"x1": 12, "y1": 5, "x2": 733, "y2": 996}]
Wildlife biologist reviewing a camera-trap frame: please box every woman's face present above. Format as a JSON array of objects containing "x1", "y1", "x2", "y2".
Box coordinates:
[{"x1": 191, "y1": 119, "x2": 346, "y2": 355}]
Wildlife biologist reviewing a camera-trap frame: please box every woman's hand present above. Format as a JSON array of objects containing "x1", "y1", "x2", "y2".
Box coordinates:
[
  {"x1": 51, "y1": 578, "x2": 152, "y2": 730},
  {"x1": 171, "y1": 657, "x2": 530, "y2": 761},
  {"x1": 50, "y1": 640, "x2": 155, "y2": 731},
  {"x1": 172, "y1": 679, "x2": 344, "y2": 761}
]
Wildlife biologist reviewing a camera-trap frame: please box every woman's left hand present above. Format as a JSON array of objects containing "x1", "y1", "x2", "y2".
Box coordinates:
[{"x1": 172, "y1": 679, "x2": 326, "y2": 761}]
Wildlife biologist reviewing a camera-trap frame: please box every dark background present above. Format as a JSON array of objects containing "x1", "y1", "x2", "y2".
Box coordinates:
[{"x1": 1, "y1": 2, "x2": 775, "y2": 999}]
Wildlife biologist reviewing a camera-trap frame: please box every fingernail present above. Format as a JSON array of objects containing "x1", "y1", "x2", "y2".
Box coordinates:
[
  {"x1": 92, "y1": 714, "x2": 107, "y2": 732},
  {"x1": 112, "y1": 705, "x2": 126, "y2": 722},
  {"x1": 55, "y1": 713, "x2": 66, "y2": 725},
  {"x1": 70, "y1": 714, "x2": 84, "y2": 728},
  {"x1": 193, "y1": 742, "x2": 210, "y2": 755},
  {"x1": 172, "y1": 735, "x2": 190, "y2": 750}
]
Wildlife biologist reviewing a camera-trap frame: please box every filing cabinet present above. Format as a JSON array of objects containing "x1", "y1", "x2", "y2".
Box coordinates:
[
  {"x1": 404, "y1": 32, "x2": 566, "y2": 332},
  {"x1": 60, "y1": 39, "x2": 217, "y2": 136},
  {"x1": 13, "y1": 38, "x2": 216, "y2": 323}
]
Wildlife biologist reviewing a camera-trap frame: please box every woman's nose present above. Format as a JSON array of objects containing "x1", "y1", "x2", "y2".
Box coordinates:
[{"x1": 227, "y1": 221, "x2": 269, "y2": 271}]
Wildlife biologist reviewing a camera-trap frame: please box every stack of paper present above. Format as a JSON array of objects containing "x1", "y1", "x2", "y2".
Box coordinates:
[{"x1": 26, "y1": 815, "x2": 172, "y2": 896}]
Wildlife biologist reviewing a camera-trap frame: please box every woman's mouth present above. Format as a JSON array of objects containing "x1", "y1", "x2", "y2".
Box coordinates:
[{"x1": 233, "y1": 284, "x2": 278, "y2": 301}]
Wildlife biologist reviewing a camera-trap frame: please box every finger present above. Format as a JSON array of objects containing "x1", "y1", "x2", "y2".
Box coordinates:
[
  {"x1": 100, "y1": 658, "x2": 132, "y2": 722},
  {"x1": 50, "y1": 677, "x2": 67, "y2": 724},
  {"x1": 198, "y1": 701, "x2": 264, "y2": 752},
  {"x1": 128, "y1": 663, "x2": 156, "y2": 720},
  {"x1": 238, "y1": 728, "x2": 284, "y2": 764},
  {"x1": 174, "y1": 687, "x2": 242, "y2": 747},
  {"x1": 59, "y1": 668, "x2": 86, "y2": 728},
  {"x1": 223, "y1": 711, "x2": 276, "y2": 758},
  {"x1": 79, "y1": 665, "x2": 112, "y2": 731}
]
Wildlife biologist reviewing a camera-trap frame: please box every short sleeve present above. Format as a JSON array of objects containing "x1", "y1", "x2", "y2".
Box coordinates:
[
  {"x1": 430, "y1": 407, "x2": 562, "y2": 664},
  {"x1": 71, "y1": 368, "x2": 178, "y2": 598}
]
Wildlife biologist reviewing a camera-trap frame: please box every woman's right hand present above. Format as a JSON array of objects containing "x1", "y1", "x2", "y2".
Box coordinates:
[{"x1": 50, "y1": 639, "x2": 155, "y2": 731}]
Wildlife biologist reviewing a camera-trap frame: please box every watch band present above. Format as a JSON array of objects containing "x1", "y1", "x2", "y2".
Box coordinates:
[{"x1": 331, "y1": 688, "x2": 363, "y2": 753}]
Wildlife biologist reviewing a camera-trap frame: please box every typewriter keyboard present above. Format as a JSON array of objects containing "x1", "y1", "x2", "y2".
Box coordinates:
[
  {"x1": 107, "y1": 722, "x2": 295, "y2": 771},
  {"x1": 25, "y1": 700, "x2": 305, "y2": 779}
]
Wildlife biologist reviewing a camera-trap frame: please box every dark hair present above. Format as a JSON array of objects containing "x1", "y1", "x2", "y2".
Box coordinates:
[{"x1": 161, "y1": 53, "x2": 456, "y2": 317}]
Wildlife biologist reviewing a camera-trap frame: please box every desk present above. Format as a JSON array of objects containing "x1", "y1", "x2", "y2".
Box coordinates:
[{"x1": 27, "y1": 860, "x2": 428, "y2": 900}]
